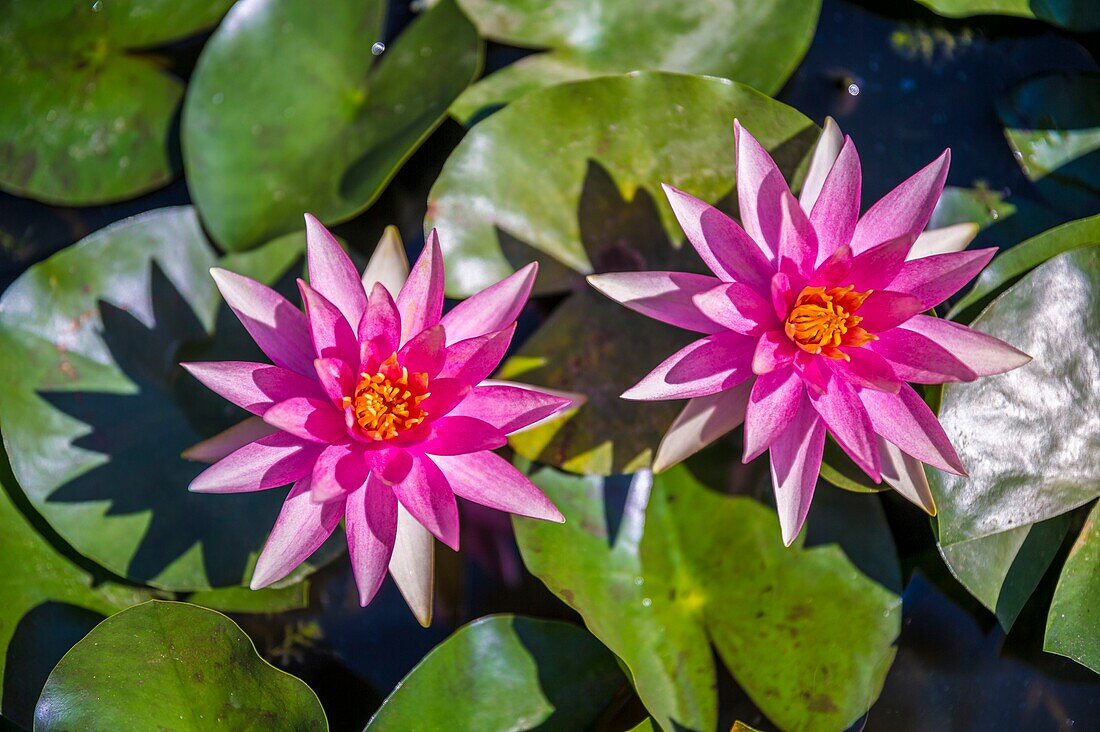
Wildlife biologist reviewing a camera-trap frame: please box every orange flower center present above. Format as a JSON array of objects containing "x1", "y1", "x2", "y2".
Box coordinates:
[
  {"x1": 343, "y1": 353, "x2": 430, "y2": 441},
  {"x1": 784, "y1": 285, "x2": 876, "y2": 361}
]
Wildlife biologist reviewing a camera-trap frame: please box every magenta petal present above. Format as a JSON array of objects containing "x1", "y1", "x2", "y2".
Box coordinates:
[
  {"x1": 771, "y1": 272, "x2": 793, "y2": 320},
  {"x1": 359, "y1": 282, "x2": 402, "y2": 366},
  {"x1": 434, "y1": 451, "x2": 563, "y2": 522},
  {"x1": 693, "y1": 282, "x2": 779, "y2": 336},
  {"x1": 752, "y1": 330, "x2": 797, "y2": 375},
  {"x1": 888, "y1": 248, "x2": 997, "y2": 309},
  {"x1": 661, "y1": 184, "x2": 774, "y2": 293},
  {"x1": 183, "y1": 417, "x2": 279, "y2": 464},
  {"x1": 831, "y1": 348, "x2": 901, "y2": 392},
  {"x1": 870, "y1": 327, "x2": 977, "y2": 384},
  {"x1": 734, "y1": 120, "x2": 793, "y2": 261},
  {"x1": 808, "y1": 374, "x2": 881, "y2": 480},
  {"x1": 588, "y1": 271, "x2": 726, "y2": 334},
  {"x1": 440, "y1": 263, "x2": 536, "y2": 344},
  {"x1": 298, "y1": 279, "x2": 359, "y2": 364},
  {"x1": 777, "y1": 190, "x2": 818, "y2": 279},
  {"x1": 857, "y1": 291, "x2": 925, "y2": 332},
  {"x1": 190, "y1": 432, "x2": 319, "y2": 493},
  {"x1": 438, "y1": 325, "x2": 515, "y2": 385},
  {"x1": 314, "y1": 357, "x2": 355, "y2": 404},
  {"x1": 395, "y1": 230, "x2": 444, "y2": 345},
  {"x1": 809, "y1": 136, "x2": 861, "y2": 265},
  {"x1": 448, "y1": 383, "x2": 572, "y2": 434},
  {"x1": 398, "y1": 324, "x2": 446, "y2": 377},
  {"x1": 859, "y1": 384, "x2": 967, "y2": 475},
  {"x1": 182, "y1": 361, "x2": 322, "y2": 416},
  {"x1": 851, "y1": 150, "x2": 950, "y2": 253},
  {"x1": 622, "y1": 331, "x2": 755, "y2": 400},
  {"x1": 417, "y1": 378, "x2": 471, "y2": 420},
  {"x1": 897, "y1": 315, "x2": 1031, "y2": 377},
  {"x1": 311, "y1": 442, "x2": 368, "y2": 503},
  {"x1": 744, "y1": 367, "x2": 803, "y2": 462},
  {"x1": 420, "y1": 416, "x2": 507, "y2": 455},
  {"x1": 769, "y1": 391, "x2": 826, "y2": 546},
  {"x1": 800, "y1": 117, "x2": 844, "y2": 213},
  {"x1": 391, "y1": 455, "x2": 460, "y2": 550},
  {"x1": 651, "y1": 379, "x2": 753, "y2": 472},
  {"x1": 345, "y1": 472, "x2": 399, "y2": 606},
  {"x1": 829, "y1": 235, "x2": 913, "y2": 292},
  {"x1": 305, "y1": 214, "x2": 368, "y2": 329},
  {"x1": 210, "y1": 268, "x2": 314, "y2": 376},
  {"x1": 250, "y1": 477, "x2": 346, "y2": 589},
  {"x1": 263, "y1": 397, "x2": 348, "y2": 443}
]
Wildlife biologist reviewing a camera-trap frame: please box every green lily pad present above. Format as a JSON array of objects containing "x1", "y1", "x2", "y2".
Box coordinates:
[
  {"x1": 366, "y1": 615, "x2": 626, "y2": 731},
  {"x1": 187, "y1": 583, "x2": 310, "y2": 615},
  {"x1": 931, "y1": 246, "x2": 1100, "y2": 626},
  {"x1": 0, "y1": 0, "x2": 234, "y2": 205},
  {"x1": 183, "y1": 0, "x2": 482, "y2": 251},
  {"x1": 930, "y1": 185, "x2": 1016, "y2": 231},
  {"x1": 0, "y1": 207, "x2": 340, "y2": 591},
  {"x1": 34, "y1": 600, "x2": 327, "y2": 731},
  {"x1": 0, "y1": 462, "x2": 148, "y2": 726},
  {"x1": 450, "y1": 0, "x2": 820, "y2": 123},
  {"x1": 514, "y1": 464, "x2": 900, "y2": 732},
  {"x1": 913, "y1": 0, "x2": 1100, "y2": 31},
  {"x1": 1046, "y1": 501, "x2": 1100, "y2": 673}
]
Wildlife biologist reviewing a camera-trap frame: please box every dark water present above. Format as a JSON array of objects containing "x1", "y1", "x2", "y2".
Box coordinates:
[{"x1": 1, "y1": 0, "x2": 1098, "y2": 730}]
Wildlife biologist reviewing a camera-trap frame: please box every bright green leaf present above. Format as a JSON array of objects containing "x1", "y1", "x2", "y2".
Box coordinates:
[
  {"x1": 187, "y1": 583, "x2": 310, "y2": 615},
  {"x1": 1046, "y1": 501, "x2": 1100, "y2": 673}
]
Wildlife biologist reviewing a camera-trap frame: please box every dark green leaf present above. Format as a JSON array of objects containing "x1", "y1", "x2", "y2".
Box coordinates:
[
  {"x1": 1046, "y1": 501, "x2": 1100, "y2": 673},
  {"x1": 187, "y1": 583, "x2": 310, "y2": 615},
  {"x1": 913, "y1": 0, "x2": 1100, "y2": 31},
  {"x1": 930, "y1": 185, "x2": 1016, "y2": 231}
]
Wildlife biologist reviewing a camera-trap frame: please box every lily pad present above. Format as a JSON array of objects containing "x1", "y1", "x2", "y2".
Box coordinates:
[
  {"x1": 514, "y1": 464, "x2": 900, "y2": 732},
  {"x1": 0, "y1": 0, "x2": 234, "y2": 205},
  {"x1": 931, "y1": 246, "x2": 1100, "y2": 626},
  {"x1": 187, "y1": 583, "x2": 310, "y2": 615},
  {"x1": 34, "y1": 601, "x2": 327, "y2": 731},
  {"x1": 183, "y1": 0, "x2": 482, "y2": 251},
  {"x1": 450, "y1": 0, "x2": 820, "y2": 123},
  {"x1": 1046, "y1": 501, "x2": 1100, "y2": 673},
  {"x1": 366, "y1": 615, "x2": 626, "y2": 731},
  {"x1": 930, "y1": 185, "x2": 1016, "y2": 231},
  {"x1": 0, "y1": 207, "x2": 339, "y2": 591},
  {"x1": 913, "y1": 0, "x2": 1100, "y2": 31}
]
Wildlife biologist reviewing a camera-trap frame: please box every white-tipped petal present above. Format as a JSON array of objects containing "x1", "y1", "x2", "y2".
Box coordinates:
[{"x1": 362, "y1": 225, "x2": 410, "y2": 296}]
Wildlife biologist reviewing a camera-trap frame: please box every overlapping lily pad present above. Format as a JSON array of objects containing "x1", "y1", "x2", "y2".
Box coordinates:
[
  {"x1": 0, "y1": 207, "x2": 339, "y2": 591},
  {"x1": 1046, "y1": 501, "x2": 1100, "y2": 673},
  {"x1": 183, "y1": 0, "x2": 482, "y2": 251},
  {"x1": 914, "y1": 0, "x2": 1100, "y2": 30},
  {"x1": 367, "y1": 615, "x2": 626, "y2": 731},
  {"x1": 931, "y1": 246, "x2": 1100, "y2": 628},
  {"x1": 450, "y1": 0, "x2": 820, "y2": 123},
  {"x1": 0, "y1": 0, "x2": 234, "y2": 204},
  {"x1": 34, "y1": 601, "x2": 327, "y2": 731},
  {"x1": 514, "y1": 464, "x2": 900, "y2": 731}
]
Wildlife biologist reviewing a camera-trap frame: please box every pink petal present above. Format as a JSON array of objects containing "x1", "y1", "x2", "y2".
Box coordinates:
[
  {"x1": 438, "y1": 325, "x2": 515, "y2": 385},
  {"x1": 869, "y1": 326, "x2": 977, "y2": 384},
  {"x1": 817, "y1": 235, "x2": 913, "y2": 292},
  {"x1": 588, "y1": 271, "x2": 726, "y2": 334},
  {"x1": 314, "y1": 357, "x2": 355, "y2": 404},
  {"x1": 850, "y1": 150, "x2": 950, "y2": 254},
  {"x1": 448, "y1": 383, "x2": 572, "y2": 434},
  {"x1": 389, "y1": 504, "x2": 434, "y2": 627},
  {"x1": 359, "y1": 282, "x2": 402, "y2": 365},
  {"x1": 809, "y1": 136, "x2": 861, "y2": 265},
  {"x1": 182, "y1": 417, "x2": 279, "y2": 464},
  {"x1": 345, "y1": 472, "x2": 399, "y2": 606},
  {"x1": 744, "y1": 367, "x2": 804, "y2": 462},
  {"x1": 395, "y1": 230, "x2": 444, "y2": 345},
  {"x1": 857, "y1": 291, "x2": 925, "y2": 332},
  {"x1": 692, "y1": 282, "x2": 778, "y2": 336},
  {"x1": 391, "y1": 454, "x2": 460, "y2": 550},
  {"x1": 769, "y1": 391, "x2": 826, "y2": 546},
  {"x1": 661, "y1": 184, "x2": 774, "y2": 293},
  {"x1": 877, "y1": 437, "x2": 936, "y2": 515},
  {"x1": 398, "y1": 324, "x2": 446, "y2": 377},
  {"x1": 909, "y1": 223, "x2": 978, "y2": 259},
  {"x1": 799, "y1": 117, "x2": 844, "y2": 213},
  {"x1": 830, "y1": 348, "x2": 901, "y2": 392},
  {"x1": 622, "y1": 331, "x2": 755, "y2": 400},
  {"x1": 417, "y1": 378, "x2": 471, "y2": 420},
  {"x1": 298, "y1": 280, "x2": 359, "y2": 364},
  {"x1": 859, "y1": 384, "x2": 966, "y2": 475},
  {"x1": 808, "y1": 374, "x2": 881, "y2": 480},
  {"x1": 250, "y1": 477, "x2": 346, "y2": 589},
  {"x1": 440, "y1": 263, "x2": 536, "y2": 344},
  {"x1": 181, "y1": 361, "x2": 322, "y2": 416},
  {"x1": 888, "y1": 248, "x2": 996, "y2": 309},
  {"x1": 311, "y1": 442, "x2": 369, "y2": 503},
  {"x1": 771, "y1": 272, "x2": 793, "y2": 320},
  {"x1": 899, "y1": 315, "x2": 1031, "y2": 376},
  {"x1": 777, "y1": 189, "x2": 818, "y2": 279},
  {"x1": 419, "y1": 416, "x2": 507, "y2": 455},
  {"x1": 305, "y1": 214, "x2": 368, "y2": 329},
  {"x1": 434, "y1": 451, "x2": 563, "y2": 522},
  {"x1": 210, "y1": 268, "x2": 314, "y2": 376},
  {"x1": 734, "y1": 120, "x2": 793, "y2": 261},
  {"x1": 190, "y1": 432, "x2": 319, "y2": 493},
  {"x1": 262, "y1": 397, "x2": 348, "y2": 443},
  {"x1": 362, "y1": 225, "x2": 410, "y2": 295},
  {"x1": 752, "y1": 330, "x2": 797, "y2": 375},
  {"x1": 651, "y1": 379, "x2": 754, "y2": 472}
]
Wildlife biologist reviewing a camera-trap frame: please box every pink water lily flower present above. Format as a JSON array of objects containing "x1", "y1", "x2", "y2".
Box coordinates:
[
  {"x1": 183, "y1": 216, "x2": 573, "y2": 612},
  {"x1": 588, "y1": 119, "x2": 1030, "y2": 545}
]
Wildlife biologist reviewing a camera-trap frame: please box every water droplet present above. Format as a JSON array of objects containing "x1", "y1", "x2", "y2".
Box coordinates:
[
  {"x1": 212, "y1": 92, "x2": 224, "y2": 105},
  {"x1": 92, "y1": 0, "x2": 102, "y2": 11},
  {"x1": 45, "y1": 109, "x2": 58, "y2": 122},
  {"x1": 633, "y1": 576, "x2": 644, "y2": 586},
  {"x1": 371, "y1": 42, "x2": 385, "y2": 56},
  {"x1": 641, "y1": 597, "x2": 652, "y2": 608},
  {"x1": 989, "y1": 209, "x2": 999, "y2": 220},
  {"x1": 846, "y1": 83, "x2": 860, "y2": 96},
  {"x1": 118, "y1": 156, "x2": 129, "y2": 169}
]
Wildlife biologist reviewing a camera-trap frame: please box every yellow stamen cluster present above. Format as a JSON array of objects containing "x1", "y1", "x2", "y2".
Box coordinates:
[
  {"x1": 784, "y1": 285, "x2": 875, "y2": 361},
  {"x1": 343, "y1": 353, "x2": 430, "y2": 441}
]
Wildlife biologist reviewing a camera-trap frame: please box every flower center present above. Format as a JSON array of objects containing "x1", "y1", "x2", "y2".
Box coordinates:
[
  {"x1": 784, "y1": 285, "x2": 875, "y2": 360},
  {"x1": 344, "y1": 353, "x2": 430, "y2": 441}
]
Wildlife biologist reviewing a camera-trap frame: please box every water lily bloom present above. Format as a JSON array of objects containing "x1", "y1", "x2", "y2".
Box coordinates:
[
  {"x1": 588, "y1": 119, "x2": 1030, "y2": 545},
  {"x1": 183, "y1": 216, "x2": 574, "y2": 615}
]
